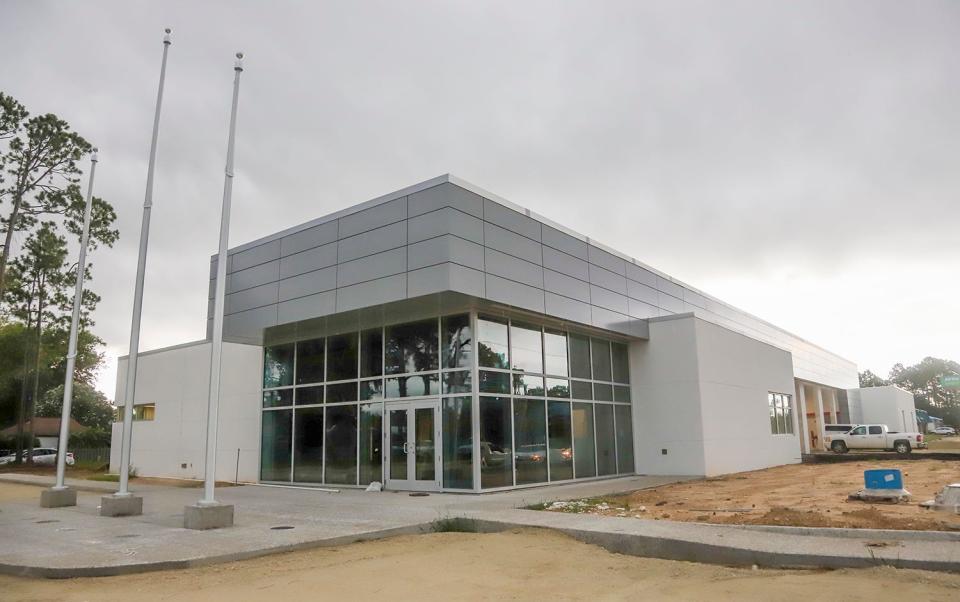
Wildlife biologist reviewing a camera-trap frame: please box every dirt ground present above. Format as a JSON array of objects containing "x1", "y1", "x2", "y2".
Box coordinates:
[
  {"x1": 2, "y1": 529, "x2": 959, "y2": 601},
  {"x1": 0, "y1": 465, "x2": 235, "y2": 488},
  {"x1": 544, "y1": 459, "x2": 960, "y2": 531}
]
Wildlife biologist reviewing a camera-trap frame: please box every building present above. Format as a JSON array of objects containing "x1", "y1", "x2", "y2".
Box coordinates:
[
  {"x1": 847, "y1": 386, "x2": 920, "y2": 433},
  {"x1": 2, "y1": 417, "x2": 87, "y2": 449},
  {"x1": 110, "y1": 174, "x2": 862, "y2": 491}
]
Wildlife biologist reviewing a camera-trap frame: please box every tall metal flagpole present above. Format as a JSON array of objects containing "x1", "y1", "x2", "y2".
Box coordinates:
[
  {"x1": 198, "y1": 52, "x2": 244, "y2": 511},
  {"x1": 116, "y1": 29, "x2": 172, "y2": 502},
  {"x1": 43, "y1": 150, "x2": 98, "y2": 505}
]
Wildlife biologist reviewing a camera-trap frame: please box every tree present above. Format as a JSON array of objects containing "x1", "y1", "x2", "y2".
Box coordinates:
[
  {"x1": 888, "y1": 357, "x2": 960, "y2": 426},
  {"x1": 37, "y1": 382, "x2": 114, "y2": 432},
  {"x1": 3, "y1": 223, "x2": 70, "y2": 462},
  {"x1": 0, "y1": 94, "x2": 92, "y2": 300},
  {"x1": 858, "y1": 370, "x2": 889, "y2": 388}
]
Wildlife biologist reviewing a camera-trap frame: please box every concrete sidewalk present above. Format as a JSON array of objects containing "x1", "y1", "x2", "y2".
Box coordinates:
[{"x1": 1, "y1": 475, "x2": 958, "y2": 578}]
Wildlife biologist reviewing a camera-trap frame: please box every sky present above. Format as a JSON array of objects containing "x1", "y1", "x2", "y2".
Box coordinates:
[{"x1": 1, "y1": 0, "x2": 957, "y2": 399}]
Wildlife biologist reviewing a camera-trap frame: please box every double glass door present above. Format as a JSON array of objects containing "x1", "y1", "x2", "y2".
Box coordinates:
[{"x1": 386, "y1": 400, "x2": 441, "y2": 491}]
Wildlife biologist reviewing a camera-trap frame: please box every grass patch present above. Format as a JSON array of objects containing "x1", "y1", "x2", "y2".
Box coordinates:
[{"x1": 432, "y1": 517, "x2": 481, "y2": 533}]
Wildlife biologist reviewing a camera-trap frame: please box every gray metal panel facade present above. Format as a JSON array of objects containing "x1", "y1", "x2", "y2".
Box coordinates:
[{"x1": 208, "y1": 175, "x2": 858, "y2": 388}]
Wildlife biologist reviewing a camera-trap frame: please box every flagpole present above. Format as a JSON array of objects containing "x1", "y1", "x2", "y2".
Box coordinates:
[
  {"x1": 113, "y1": 28, "x2": 172, "y2": 508},
  {"x1": 40, "y1": 150, "x2": 98, "y2": 507},
  {"x1": 186, "y1": 52, "x2": 243, "y2": 528}
]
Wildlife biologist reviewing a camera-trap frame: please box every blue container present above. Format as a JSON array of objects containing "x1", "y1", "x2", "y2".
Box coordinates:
[{"x1": 864, "y1": 469, "x2": 903, "y2": 490}]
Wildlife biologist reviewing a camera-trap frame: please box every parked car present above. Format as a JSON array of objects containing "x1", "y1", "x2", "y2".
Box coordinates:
[
  {"x1": 932, "y1": 426, "x2": 957, "y2": 436},
  {"x1": 0, "y1": 448, "x2": 74, "y2": 466},
  {"x1": 825, "y1": 424, "x2": 925, "y2": 455}
]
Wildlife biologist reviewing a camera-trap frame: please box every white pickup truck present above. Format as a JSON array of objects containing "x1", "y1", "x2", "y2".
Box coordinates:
[{"x1": 825, "y1": 424, "x2": 926, "y2": 455}]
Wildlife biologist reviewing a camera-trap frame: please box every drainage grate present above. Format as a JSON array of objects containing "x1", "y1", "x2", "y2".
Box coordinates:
[
  {"x1": 270, "y1": 525, "x2": 295, "y2": 530},
  {"x1": 409, "y1": 492, "x2": 429, "y2": 497},
  {"x1": 115, "y1": 534, "x2": 141, "y2": 539},
  {"x1": 34, "y1": 519, "x2": 60, "y2": 524}
]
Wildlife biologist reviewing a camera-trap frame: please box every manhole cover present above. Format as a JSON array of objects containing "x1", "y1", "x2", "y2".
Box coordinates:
[
  {"x1": 409, "y1": 492, "x2": 429, "y2": 497},
  {"x1": 270, "y1": 525, "x2": 294, "y2": 530},
  {"x1": 34, "y1": 519, "x2": 60, "y2": 524}
]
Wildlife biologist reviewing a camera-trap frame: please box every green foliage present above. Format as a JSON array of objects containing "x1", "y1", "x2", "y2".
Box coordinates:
[
  {"x1": 36, "y1": 382, "x2": 113, "y2": 431},
  {"x1": 69, "y1": 427, "x2": 112, "y2": 448},
  {"x1": 858, "y1": 369, "x2": 889, "y2": 388},
  {"x1": 888, "y1": 357, "x2": 960, "y2": 426}
]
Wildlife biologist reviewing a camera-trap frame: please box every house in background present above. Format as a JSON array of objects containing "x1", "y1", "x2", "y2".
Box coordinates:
[{"x1": 1, "y1": 417, "x2": 87, "y2": 449}]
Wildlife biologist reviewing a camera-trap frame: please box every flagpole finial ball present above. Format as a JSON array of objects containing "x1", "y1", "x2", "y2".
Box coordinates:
[
  {"x1": 165, "y1": 28, "x2": 171, "y2": 34},
  {"x1": 236, "y1": 52, "x2": 244, "y2": 59}
]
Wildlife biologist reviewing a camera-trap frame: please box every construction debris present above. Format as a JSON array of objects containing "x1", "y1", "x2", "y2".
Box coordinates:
[{"x1": 920, "y1": 484, "x2": 960, "y2": 514}]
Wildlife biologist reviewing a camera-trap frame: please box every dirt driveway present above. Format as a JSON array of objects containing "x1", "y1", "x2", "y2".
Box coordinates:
[
  {"x1": 2, "y1": 529, "x2": 959, "y2": 601},
  {"x1": 543, "y1": 459, "x2": 960, "y2": 530}
]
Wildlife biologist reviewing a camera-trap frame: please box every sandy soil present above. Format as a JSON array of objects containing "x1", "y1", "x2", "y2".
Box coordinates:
[
  {"x1": 2, "y1": 529, "x2": 959, "y2": 601},
  {"x1": 0, "y1": 465, "x2": 236, "y2": 488},
  {"x1": 546, "y1": 459, "x2": 960, "y2": 531},
  {"x1": 0, "y1": 482, "x2": 40, "y2": 502}
]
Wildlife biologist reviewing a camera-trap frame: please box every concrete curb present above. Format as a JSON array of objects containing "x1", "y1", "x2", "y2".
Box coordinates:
[
  {"x1": 733, "y1": 523, "x2": 960, "y2": 542},
  {"x1": 0, "y1": 523, "x2": 435, "y2": 579},
  {"x1": 457, "y1": 518, "x2": 960, "y2": 573},
  {"x1": 3, "y1": 512, "x2": 959, "y2": 579}
]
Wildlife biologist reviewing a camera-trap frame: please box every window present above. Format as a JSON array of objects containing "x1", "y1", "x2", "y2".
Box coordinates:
[
  {"x1": 360, "y1": 329, "x2": 382, "y2": 378},
  {"x1": 442, "y1": 396, "x2": 473, "y2": 489},
  {"x1": 591, "y1": 339, "x2": 612, "y2": 382},
  {"x1": 611, "y1": 342, "x2": 629, "y2": 383},
  {"x1": 478, "y1": 317, "x2": 509, "y2": 369},
  {"x1": 386, "y1": 319, "x2": 438, "y2": 374},
  {"x1": 768, "y1": 392, "x2": 794, "y2": 435},
  {"x1": 293, "y1": 407, "x2": 323, "y2": 483},
  {"x1": 115, "y1": 403, "x2": 157, "y2": 421},
  {"x1": 260, "y1": 409, "x2": 292, "y2": 481},
  {"x1": 512, "y1": 373, "x2": 544, "y2": 397},
  {"x1": 868, "y1": 426, "x2": 883, "y2": 435},
  {"x1": 615, "y1": 405, "x2": 634, "y2": 474},
  {"x1": 326, "y1": 333, "x2": 358, "y2": 381},
  {"x1": 263, "y1": 390, "x2": 293, "y2": 408},
  {"x1": 568, "y1": 333, "x2": 591, "y2": 379},
  {"x1": 595, "y1": 404, "x2": 616, "y2": 476},
  {"x1": 385, "y1": 374, "x2": 439, "y2": 398},
  {"x1": 510, "y1": 322, "x2": 542, "y2": 374},
  {"x1": 263, "y1": 344, "x2": 294, "y2": 388},
  {"x1": 479, "y1": 370, "x2": 510, "y2": 394},
  {"x1": 572, "y1": 402, "x2": 596, "y2": 478},
  {"x1": 514, "y1": 399, "x2": 547, "y2": 485},
  {"x1": 442, "y1": 314, "x2": 472, "y2": 369},
  {"x1": 296, "y1": 338, "x2": 324, "y2": 384},
  {"x1": 851, "y1": 426, "x2": 867, "y2": 436},
  {"x1": 548, "y1": 401, "x2": 573, "y2": 481},
  {"x1": 544, "y1": 330, "x2": 568, "y2": 377},
  {"x1": 480, "y1": 397, "x2": 513, "y2": 488},
  {"x1": 359, "y1": 403, "x2": 383, "y2": 485},
  {"x1": 324, "y1": 404, "x2": 357, "y2": 485}
]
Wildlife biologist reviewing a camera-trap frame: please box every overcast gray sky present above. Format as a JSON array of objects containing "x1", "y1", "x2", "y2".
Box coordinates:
[{"x1": 2, "y1": 0, "x2": 957, "y2": 398}]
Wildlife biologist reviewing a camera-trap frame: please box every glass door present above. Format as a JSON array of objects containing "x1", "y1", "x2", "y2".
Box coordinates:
[{"x1": 385, "y1": 400, "x2": 441, "y2": 491}]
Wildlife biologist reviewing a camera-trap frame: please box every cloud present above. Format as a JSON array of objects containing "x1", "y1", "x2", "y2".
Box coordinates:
[{"x1": 1, "y1": 0, "x2": 957, "y2": 396}]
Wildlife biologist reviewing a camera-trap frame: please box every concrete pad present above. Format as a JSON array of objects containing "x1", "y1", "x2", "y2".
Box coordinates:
[
  {"x1": 40, "y1": 487, "x2": 77, "y2": 508},
  {"x1": 100, "y1": 494, "x2": 143, "y2": 517},
  {"x1": 184, "y1": 503, "x2": 234, "y2": 530}
]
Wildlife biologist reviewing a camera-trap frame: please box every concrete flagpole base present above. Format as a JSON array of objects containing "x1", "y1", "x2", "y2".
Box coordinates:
[
  {"x1": 40, "y1": 487, "x2": 77, "y2": 508},
  {"x1": 99, "y1": 494, "x2": 143, "y2": 517},
  {"x1": 184, "y1": 503, "x2": 234, "y2": 530}
]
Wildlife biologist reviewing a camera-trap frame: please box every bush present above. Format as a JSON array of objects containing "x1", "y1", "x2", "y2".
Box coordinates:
[{"x1": 70, "y1": 428, "x2": 111, "y2": 448}]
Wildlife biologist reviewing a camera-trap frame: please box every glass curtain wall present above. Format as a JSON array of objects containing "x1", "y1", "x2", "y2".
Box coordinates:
[
  {"x1": 260, "y1": 310, "x2": 633, "y2": 490},
  {"x1": 260, "y1": 312, "x2": 473, "y2": 489},
  {"x1": 477, "y1": 315, "x2": 634, "y2": 490}
]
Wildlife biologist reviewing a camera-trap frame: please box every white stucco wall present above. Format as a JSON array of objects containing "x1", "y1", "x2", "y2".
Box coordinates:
[
  {"x1": 630, "y1": 315, "x2": 800, "y2": 477},
  {"x1": 846, "y1": 386, "x2": 918, "y2": 432},
  {"x1": 109, "y1": 340, "x2": 262, "y2": 482},
  {"x1": 693, "y1": 319, "x2": 799, "y2": 475}
]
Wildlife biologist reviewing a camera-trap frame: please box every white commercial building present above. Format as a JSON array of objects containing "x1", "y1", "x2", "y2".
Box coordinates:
[{"x1": 111, "y1": 175, "x2": 876, "y2": 489}]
